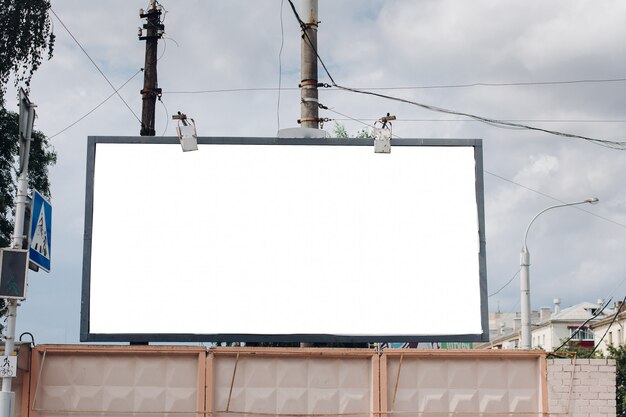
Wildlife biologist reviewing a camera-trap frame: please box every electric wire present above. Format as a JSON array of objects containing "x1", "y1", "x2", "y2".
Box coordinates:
[
  {"x1": 508, "y1": 298, "x2": 521, "y2": 315},
  {"x1": 158, "y1": 37, "x2": 168, "y2": 62},
  {"x1": 553, "y1": 298, "x2": 613, "y2": 353},
  {"x1": 286, "y1": 0, "x2": 337, "y2": 86},
  {"x1": 485, "y1": 171, "x2": 626, "y2": 229},
  {"x1": 48, "y1": 69, "x2": 143, "y2": 140},
  {"x1": 333, "y1": 85, "x2": 626, "y2": 150},
  {"x1": 315, "y1": 109, "x2": 626, "y2": 229},
  {"x1": 324, "y1": 107, "x2": 373, "y2": 131},
  {"x1": 50, "y1": 8, "x2": 142, "y2": 125},
  {"x1": 163, "y1": 37, "x2": 179, "y2": 47},
  {"x1": 277, "y1": 0, "x2": 285, "y2": 131},
  {"x1": 333, "y1": 118, "x2": 626, "y2": 123},
  {"x1": 346, "y1": 77, "x2": 626, "y2": 90},
  {"x1": 589, "y1": 295, "x2": 626, "y2": 357},
  {"x1": 158, "y1": 96, "x2": 169, "y2": 136},
  {"x1": 488, "y1": 269, "x2": 521, "y2": 298},
  {"x1": 606, "y1": 275, "x2": 626, "y2": 304},
  {"x1": 322, "y1": 110, "x2": 626, "y2": 317},
  {"x1": 320, "y1": 109, "x2": 626, "y2": 230},
  {"x1": 163, "y1": 87, "x2": 300, "y2": 94},
  {"x1": 19, "y1": 332, "x2": 36, "y2": 346},
  {"x1": 284, "y1": 0, "x2": 626, "y2": 151}
]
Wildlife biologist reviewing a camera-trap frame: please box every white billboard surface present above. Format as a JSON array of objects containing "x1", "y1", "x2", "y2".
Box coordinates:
[{"x1": 84, "y1": 138, "x2": 486, "y2": 341}]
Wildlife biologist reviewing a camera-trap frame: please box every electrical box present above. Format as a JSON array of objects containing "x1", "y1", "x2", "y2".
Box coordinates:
[{"x1": 0, "y1": 249, "x2": 28, "y2": 299}]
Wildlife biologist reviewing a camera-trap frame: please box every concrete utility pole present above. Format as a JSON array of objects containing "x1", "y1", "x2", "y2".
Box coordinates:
[
  {"x1": 139, "y1": 0, "x2": 164, "y2": 136},
  {"x1": 299, "y1": 0, "x2": 319, "y2": 129}
]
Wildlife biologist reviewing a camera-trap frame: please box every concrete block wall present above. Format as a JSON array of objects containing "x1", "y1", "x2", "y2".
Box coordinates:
[{"x1": 547, "y1": 358, "x2": 616, "y2": 417}]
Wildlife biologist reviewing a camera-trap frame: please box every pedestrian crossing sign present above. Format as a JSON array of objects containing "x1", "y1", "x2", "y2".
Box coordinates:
[{"x1": 29, "y1": 191, "x2": 52, "y2": 272}]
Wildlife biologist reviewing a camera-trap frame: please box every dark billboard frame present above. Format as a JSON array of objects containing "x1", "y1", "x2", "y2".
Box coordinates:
[{"x1": 81, "y1": 136, "x2": 488, "y2": 343}]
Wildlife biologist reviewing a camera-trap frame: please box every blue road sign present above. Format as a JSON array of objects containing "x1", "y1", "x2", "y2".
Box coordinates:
[{"x1": 29, "y1": 191, "x2": 52, "y2": 272}]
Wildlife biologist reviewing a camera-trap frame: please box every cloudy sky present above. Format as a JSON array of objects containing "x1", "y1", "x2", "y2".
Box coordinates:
[{"x1": 6, "y1": 0, "x2": 626, "y2": 343}]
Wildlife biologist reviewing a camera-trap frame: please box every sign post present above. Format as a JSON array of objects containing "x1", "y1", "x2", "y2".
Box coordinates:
[{"x1": 0, "y1": 89, "x2": 37, "y2": 417}]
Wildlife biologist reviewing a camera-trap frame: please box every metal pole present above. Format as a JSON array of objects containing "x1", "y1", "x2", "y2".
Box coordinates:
[
  {"x1": 519, "y1": 198, "x2": 599, "y2": 349},
  {"x1": 299, "y1": 0, "x2": 318, "y2": 348},
  {"x1": 519, "y1": 248, "x2": 531, "y2": 349},
  {"x1": 140, "y1": 0, "x2": 162, "y2": 136},
  {"x1": 299, "y1": 0, "x2": 319, "y2": 129},
  {"x1": 1, "y1": 90, "x2": 36, "y2": 417}
]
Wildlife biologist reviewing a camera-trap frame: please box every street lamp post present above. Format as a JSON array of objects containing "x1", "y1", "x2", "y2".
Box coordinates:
[{"x1": 520, "y1": 197, "x2": 599, "y2": 349}]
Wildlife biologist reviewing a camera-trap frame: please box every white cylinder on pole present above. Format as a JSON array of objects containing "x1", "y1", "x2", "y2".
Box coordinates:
[{"x1": 520, "y1": 249, "x2": 531, "y2": 349}]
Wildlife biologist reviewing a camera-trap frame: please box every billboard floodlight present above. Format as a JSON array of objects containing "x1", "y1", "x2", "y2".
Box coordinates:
[{"x1": 172, "y1": 112, "x2": 198, "y2": 152}]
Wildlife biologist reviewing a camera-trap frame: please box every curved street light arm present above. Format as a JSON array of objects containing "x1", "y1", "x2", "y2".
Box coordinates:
[{"x1": 522, "y1": 198, "x2": 599, "y2": 252}]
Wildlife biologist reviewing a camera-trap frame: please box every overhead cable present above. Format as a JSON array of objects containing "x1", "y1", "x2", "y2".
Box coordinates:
[
  {"x1": 284, "y1": 0, "x2": 626, "y2": 151},
  {"x1": 50, "y1": 8, "x2": 142, "y2": 125},
  {"x1": 351, "y1": 77, "x2": 626, "y2": 90},
  {"x1": 48, "y1": 69, "x2": 143, "y2": 140},
  {"x1": 488, "y1": 269, "x2": 521, "y2": 298}
]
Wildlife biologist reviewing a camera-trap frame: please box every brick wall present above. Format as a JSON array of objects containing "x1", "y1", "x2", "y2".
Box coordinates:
[{"x1": 547, "y1": 358, "x2": 616, "y2": 417}]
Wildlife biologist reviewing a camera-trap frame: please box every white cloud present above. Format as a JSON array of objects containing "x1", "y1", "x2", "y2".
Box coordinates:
[{"x1": 6, "y1": 0, "x2": 626, "y2": 342}]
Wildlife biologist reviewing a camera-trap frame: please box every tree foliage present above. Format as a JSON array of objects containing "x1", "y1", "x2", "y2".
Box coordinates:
[
  {"x1": 608, "y1": 344, "x2": 626, "y2": 417},
  {"x1": 0, "y1": 0, "x2": 55, "y2": 101},
  {"x1": 0, "y1": 0, "x2": 56, "y2": 247},
  {"x1": 553, "y1": 340, "x2": 604, "y2": 359},
  {"x1": 0, "y1": 106, "x2": 56, "y2": 248},
  {"x1": 333, "y1": 122, "x2": 371, "y2": 139}
]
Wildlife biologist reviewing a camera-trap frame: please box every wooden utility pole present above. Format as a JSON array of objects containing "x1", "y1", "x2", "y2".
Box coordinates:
[
  {"x1": 139, "y1": 0, "x2": 164, "y2": 136},
  {"x1": 299, "y1": 0, "x2": 319, "y2": 129}
]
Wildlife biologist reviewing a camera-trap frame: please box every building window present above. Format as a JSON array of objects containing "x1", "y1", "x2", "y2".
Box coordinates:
[{"x1": 569, "y1": 326, "x2": 594, "y2": 341}]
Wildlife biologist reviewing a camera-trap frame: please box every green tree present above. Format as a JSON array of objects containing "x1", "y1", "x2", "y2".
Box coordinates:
[
  {"x1": 0, "y1": 0, "x2": 55, "y2": 102},
  {"x1": 0, "y1": 107, "x2": 57, "y2": 248},
  {"x1": 553, "y1": 340, "x2": 604, "y2": 359},
  {"x1": 608, "y1": 344, "x2": 626, "y2": 417},
  {"x1": 1, "y1": 0, "x2": 56, "y2": 248},
  {"x1": 0, "y1": 0, "x2": 56, "y2": 321},
  {"x1": 333, "y1": 122, "x2": 371, "y2": 139}
]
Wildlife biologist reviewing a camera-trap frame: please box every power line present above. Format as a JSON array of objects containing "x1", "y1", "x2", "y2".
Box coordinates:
[
  {"x1": 158, "y1": 96, "x2": 169, "y2": 136},
  {"x1": 286, "y1": 0, "x2": 337, "y2": 87},
  {"x1": 324, "y1": 107, "x2": 372, "y2": 130},
  {"x1": 323, "y1": 112, "x2": 626, "y2": 314},
  {"x1": 323, "y1": 109, "x2": 626, "y2": 230},
  {"x1": 489, "y1": 269, "x2": 521, "y2": 298},
  {"x1": 553, "y1": 298, "x2": 613, "y2": 353},
  {"x1": 163, "y1": 87, "x2": 300, "y2": 94},
  {"x1": 348, "y1": 77, "x2": 626, "y2": 90},
  {"x1": 589, "y1": 295, "x2": 626, "y2": 357},
  {"x1": 485, "y1": 171, "x2": 626, "y2": 229},
  {"x1": 163, "y1": 83, "x2": 626, "y2": 96},
  {"x1": 50, "y1": 8, "x2": 142, "y2": 125},
  {"x1": 333, "y1": 85, "x2": 626, "y2": 150},
  {"x1": 48, "y1": 69, "x2": 143, "y2": 140},
  {"x1": 332, "y1": 118, "x2": 626, "y2": 124},
  {"x1": 283, "y1": 0, "x2": 626, "y2": 151}
]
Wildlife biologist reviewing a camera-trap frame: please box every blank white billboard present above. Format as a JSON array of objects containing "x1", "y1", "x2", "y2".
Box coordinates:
[{"x1": 81, "y1": 137, "x2": 487, "y2": 342}]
